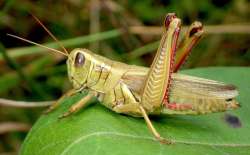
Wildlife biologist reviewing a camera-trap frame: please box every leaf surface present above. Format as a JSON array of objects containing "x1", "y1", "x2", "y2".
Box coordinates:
[{"x1": 20, "y1": 67, "x2": 250, "y2": 155}]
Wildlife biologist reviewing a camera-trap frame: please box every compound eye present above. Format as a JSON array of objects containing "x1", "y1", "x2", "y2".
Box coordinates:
[
  {"x1": 74, "y1": 52, "x2": 85, "y2": 67},
  {"x1": 226, "y1": 98, "x2": 233, "y2": 102}
]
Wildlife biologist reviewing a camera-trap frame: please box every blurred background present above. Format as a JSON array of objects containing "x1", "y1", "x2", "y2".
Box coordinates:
[{"x1": 0, "y1": 0, "x2": 249, "y2": 154}]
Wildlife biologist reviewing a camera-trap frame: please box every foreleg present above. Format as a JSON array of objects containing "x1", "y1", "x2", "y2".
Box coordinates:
[
  {"x1": 58, "y1": 91, "x2": 97, "y2": 118},
  {"x1": 44, "y1": 89, "x2": 76, "y2": 114}
]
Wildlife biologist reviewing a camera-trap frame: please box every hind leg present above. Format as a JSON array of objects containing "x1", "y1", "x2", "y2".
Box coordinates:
[
  {"x1": 139, "y1": 14, "x2": 181, "y2": 144},
  {"x1": 141, "y1": 13, "x2": 181, "y2": 110},
  {"x1": 139, "y1": 105, "x2": 173, "y2": 144},
  {"x1": 174, "y1": 21, "x2": 204, "y2": 72}
]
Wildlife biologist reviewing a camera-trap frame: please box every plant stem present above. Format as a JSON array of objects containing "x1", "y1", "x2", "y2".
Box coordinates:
[{"x1": 1, "y1": 29, "x2": 122, "y2": 61}]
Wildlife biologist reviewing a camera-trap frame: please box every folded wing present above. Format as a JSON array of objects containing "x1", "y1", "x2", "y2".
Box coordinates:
[{"x1": 122, "y1": 67, "x2": 239, "y2": 114}]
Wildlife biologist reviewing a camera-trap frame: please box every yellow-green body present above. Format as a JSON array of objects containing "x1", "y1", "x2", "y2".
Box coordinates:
[
  {"x1": 66, "y1": 14, "x2": 239, "y2": 118},
  {"x1": 67, "y1": 48, "x2": 239, "y2": 117},
  {"x1": 58, "y1": 14, "x2": 240, "y2": 144}
]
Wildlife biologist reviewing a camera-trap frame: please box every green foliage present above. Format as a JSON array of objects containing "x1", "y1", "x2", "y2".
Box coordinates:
[
  {"x1": 20, "y1": 67, "x2": 250, "y2": 155},
  {"x1": 0, "y1": 0, "x2": 249, "y2": 153}
]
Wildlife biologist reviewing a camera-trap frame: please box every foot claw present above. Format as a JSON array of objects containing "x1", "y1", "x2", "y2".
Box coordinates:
[
  {"x1": 157, "y1": 137, "x2": 173, "y2": 145},
  {"x1": 58, "y1": 112, "x2": 71, "y2": 119},
  {"x1": 43, "y1": 107, "x2": 55, "y2": 114},
  {"x1": 43, "y1": 109, "x2": 51, "y2": 115}
]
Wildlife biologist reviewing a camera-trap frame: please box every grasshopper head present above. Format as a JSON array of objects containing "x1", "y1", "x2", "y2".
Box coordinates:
[{"x1": 67, "y1": 48, "x2": 93, "y2": 90}]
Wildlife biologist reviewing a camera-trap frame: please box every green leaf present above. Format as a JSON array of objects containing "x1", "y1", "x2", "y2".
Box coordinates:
[{"x1": 20, "y1": 67, "x2": 250, "y2": 155}]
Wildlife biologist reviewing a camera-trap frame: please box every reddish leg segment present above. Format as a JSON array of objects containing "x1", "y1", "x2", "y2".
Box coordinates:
[{"x1": 173, "y1": 22, "x2": 204, "y2": 72}]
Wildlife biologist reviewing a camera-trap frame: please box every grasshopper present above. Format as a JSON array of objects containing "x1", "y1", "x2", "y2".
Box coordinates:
[{"x1": 8, "y1": 13, "x2": 239, "y2": 144}]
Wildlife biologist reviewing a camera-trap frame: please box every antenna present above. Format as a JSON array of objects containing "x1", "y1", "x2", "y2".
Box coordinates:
[
  {"x1": 7, "y1": 33, "x2": 68, "y2": 56},
  {"x1": 31, "y1": 14, "x2": 69, "y2": 55}
]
